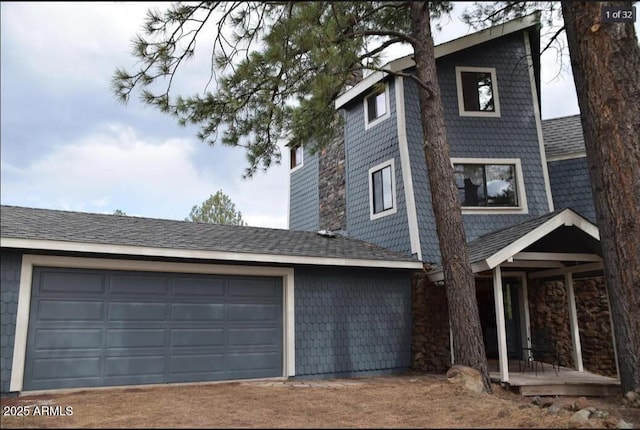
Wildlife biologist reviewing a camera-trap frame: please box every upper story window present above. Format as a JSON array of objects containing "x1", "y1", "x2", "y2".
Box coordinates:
[
  {"x1": 364, "y1": 83, "x2": 390, "y2": 129},
  {"x1": 290, "y1": 146, "x2": 303, "y2": 171},
  {"x1": 452, "y1": 158, "x2": 528, "y2": 214},
  {"x1": 455, "y1": 66, "x2": 501, "y2": 117},
  {"x1": 369, "y1": 159, "x2": 397, "y2": 220}
]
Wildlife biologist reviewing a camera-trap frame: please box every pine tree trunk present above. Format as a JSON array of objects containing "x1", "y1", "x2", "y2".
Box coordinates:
[
  {"x1": 561, "y1": 1, "x2": 640, "y2": 393},
  {"x1": 409, "y1": 2, "x2": 491, "y2": 392}
]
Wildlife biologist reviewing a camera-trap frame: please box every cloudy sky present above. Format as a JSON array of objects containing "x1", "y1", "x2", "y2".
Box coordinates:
[{"x1": 2, "y1": 2, "x2": 635, "y2": 229}]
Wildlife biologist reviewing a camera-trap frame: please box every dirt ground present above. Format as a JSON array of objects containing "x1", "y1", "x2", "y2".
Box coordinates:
[{"x1": 1, "y1": 373, "x2": 638, "y2": 429}]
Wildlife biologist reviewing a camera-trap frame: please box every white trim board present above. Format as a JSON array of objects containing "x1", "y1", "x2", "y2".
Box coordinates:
[
  {"x1": 0, "y1": 238, "x2": 423, "y2": 270},
  {"x1": 335, "y1": 12, "x2": 540, "y2": 109},
  {"x1": 394, "y1": 76, "x2": 422, "y2": 260},
  {"x1": 9, "y1": 255, "x2": 297, "y2": 392}
]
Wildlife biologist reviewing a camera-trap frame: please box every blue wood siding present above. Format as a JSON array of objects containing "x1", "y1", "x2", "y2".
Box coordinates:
[
  {"x1": 547, "y1": 157, "x2": 596, "y2": 222},
  {"x1": 1, "y1": 250, "x2": 21, "y2": 394},
  {"x1": 403, "y1": 32, "x2": 551, "y2": 263},
  {"x1": 343, "y1": 79, "x2": 413, "y2": 256},
  {"x1": 289, "y1": 147, "x2": 320, "y2": 232},
  {"x1": 294, "y1": 267, "x2": 412, "y2": 378}
]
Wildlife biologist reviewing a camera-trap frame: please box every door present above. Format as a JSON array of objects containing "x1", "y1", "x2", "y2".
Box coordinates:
[{"x1": 23, "y1": 267, "x2": 283, "y2": 391}]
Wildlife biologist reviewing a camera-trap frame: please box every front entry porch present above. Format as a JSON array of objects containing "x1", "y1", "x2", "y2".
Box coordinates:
[
  {"x1": 427, "y1": 208, "x2": 622, "y2": 397},
  {"x1": 488, "y1": 359, "x2": 621, "y2": 396}
]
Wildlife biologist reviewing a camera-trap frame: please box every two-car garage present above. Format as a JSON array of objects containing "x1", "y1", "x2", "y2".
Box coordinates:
[
  {"x1": 23, "y1": 266, "x2": 283, "y2": 391},
  {"x1": 1, "y1": 205, "x2": 421, "y2": 394}
]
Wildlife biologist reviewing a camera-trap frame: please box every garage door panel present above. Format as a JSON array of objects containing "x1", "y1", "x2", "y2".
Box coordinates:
[
  {"x1": 108, "y1": 302, "x2": 167, "y2": 321},
  {"x1": 229, "y1": 279, "x2": 279, "y2": 297},
  {"x1": 109, "y1": 275, "x2": 168, "y2": 295},
  {"x1": 107, "y1": 329, "x2": 165, "y2": 348},
  {"x1": 37, "y1": 272, "x2": 105, "y2": 294},
  {"x1": 25, "y1": 267, "x2": 283, "y2": 390},
  {"x1": 34, "y1": 329, "x2": 103, "y2": 350},
  {"x1": 38, "y1": 300, "x2": 104, "y2": 320},
  {"x1": 229, "y1": 303, "x2": 279, "y2": 321},
  {"x1": 172, "y1": 277, "x2": 225, "y2": 296},
  {"x1": 170, "y1": 354, "x2": 225, "y2": 373},
  {"x1": 105, "y1": 356, "x2": 165, "y2": 377},
  {"x1": 227, "y1": 352, "x2": 280, "y2": 371},
  {"x1": 32, "y1": 357, "x2": 101, "y2": 379},
  {"x1": 171, "y1": 303, "x2": 224, "y2": 321},
  {"x1": 171, "y1": 329, "x2": 225, "y2": 347},
  {"x1": 228, "y1": 328, "x2": 280, "y2": 346}
]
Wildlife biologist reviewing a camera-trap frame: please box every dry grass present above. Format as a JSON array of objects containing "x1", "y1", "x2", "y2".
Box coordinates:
[{"x1": 1, "y1": 373, "x2": 637, "y2": 429}]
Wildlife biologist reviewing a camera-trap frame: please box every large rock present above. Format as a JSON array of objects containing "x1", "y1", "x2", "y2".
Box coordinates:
[
  {"x1": 445, "y1": 365, "x2": 485, "y2": 393},
  {"x1": 568, "y1": 409, "x2": 592, "y2": 428}
]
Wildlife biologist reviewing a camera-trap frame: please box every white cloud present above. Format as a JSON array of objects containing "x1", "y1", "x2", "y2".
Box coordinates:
[
  {"x1": 2, "y1": 124, "x2": 209, "y2": 217},
  {"x1": 1, "y1": 122, "x2": 289, "y2": 227}
]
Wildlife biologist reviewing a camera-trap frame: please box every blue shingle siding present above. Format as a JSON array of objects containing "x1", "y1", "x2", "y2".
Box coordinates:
[
  {"x1": 294, "y1": 267, "x2": 412, "y2": 377},
  {"x1": 343, "y1": 79, "x2": 413, "y2": 256},
  {"x1": 1, "y1": 250, "x2": 21, "y2": 395},
  {"x1": 403, "y1": 77, "x2": 440, "y2": 264},
  {"x1": 547, "y1": 157, "x2": 596, "y2": 223},
  {"x1": 404, "y1": 32, "x2": 552, "y2": 263},
  {"x1": 289, "y1": 148, "x2": 320, "y2": 232}
]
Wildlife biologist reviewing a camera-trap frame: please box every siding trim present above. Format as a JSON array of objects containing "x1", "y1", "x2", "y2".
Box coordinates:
[
  {"x1": 395, "y1": 76, "x2": 422, "y2": 260},
  {"x1": 0, "y1": 238, "x2": 423, "y2": 270},
  {"x1": 524, "y1": 30, "x2": 555, "y2": 212},
  {"x1": 546, "y1": 152, "x2": 586, "y2": 162},
  {"x1": 10, "y1": 255, "x2": 296, "y2": 392}
]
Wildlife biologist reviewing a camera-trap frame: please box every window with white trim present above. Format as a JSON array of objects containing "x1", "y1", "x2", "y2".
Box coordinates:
[
  {"x1": 290, "y1": 146, "x2": 303, "y2": 171},
  {"x1": 452, "y1": 158, "x2": 528, "y2": 213},
  {"x1": 455, "y1": 66, "x2": 500, "y2": 117},
  {"x1": 369, "y1": 159, "x2": 397, "y2": 220},
  {"x1": 364, "y1": 83, "x2": 390, "y2": 129}
]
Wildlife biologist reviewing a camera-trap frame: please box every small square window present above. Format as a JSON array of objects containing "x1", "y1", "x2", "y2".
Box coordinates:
[
  {"x1": 369, "y1": 159, "x2": 397, "y2": 220},
  {"x1": 456, "y1": 67, "x2": 500, "y2": 117},
  {"x1": 290, "y1": 146, "x2": 303, "y2": 170},
  {"x1": 364, "y1": 84, "x2": 390, "y2": 129}
]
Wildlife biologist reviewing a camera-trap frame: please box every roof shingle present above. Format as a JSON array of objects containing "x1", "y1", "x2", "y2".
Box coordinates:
[
  {"x1": 0, "y1": 205, "x2": 419, "y2": 264},
  {"x1": 542, "y1": 114, "x2": 586, "y2": 159}
]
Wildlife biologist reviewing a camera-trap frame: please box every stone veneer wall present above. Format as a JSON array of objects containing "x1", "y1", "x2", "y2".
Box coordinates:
[
  {"x1": 574, "y1": 277, "x2": 617, "y2": 377},
  {"x1": 318, "y1": 124, "x2": 346, "y2": 232},
  {"x1": 527, "y1": 276, "x2": 617, "y2": 377},
  {"x1": 411, "y1": 272, "x2": 616, "y2": 378},
  {"x1": 411, "y1": 272, "x2": 451, "y2": 372}
]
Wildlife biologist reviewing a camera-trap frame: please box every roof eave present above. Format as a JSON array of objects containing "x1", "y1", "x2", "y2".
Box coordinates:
[
  {"x1": 425, "y1": 208, "x2": 600, "y2": 282},
  {"x1": 335, "y1": 11, "x2": 541, "y2": 110},
  {"x1": 0, "y1": 237, "x2": 424, "y2": 270}
]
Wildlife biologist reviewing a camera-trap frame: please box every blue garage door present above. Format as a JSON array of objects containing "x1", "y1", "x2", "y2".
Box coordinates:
[{"x1": 24, "y1": 267, "x2": 283, "y2": 391}]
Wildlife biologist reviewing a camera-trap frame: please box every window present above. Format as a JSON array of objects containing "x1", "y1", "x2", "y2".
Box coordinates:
[
  {"x1": 364, "y1": 83, "x2": 390, "y2": 129},
  {"x1": 369, "y1": 159, "x2": 397, "y2": 220},
  {"x1": 455, "y1": 67, "x2": 500, "y2": 117},
  {"x1": 290, "y1": 146, "x2": 303, "y2": 171},
  {"x1": 452, "y1": 158, "x2": 528, "y2": 213}
]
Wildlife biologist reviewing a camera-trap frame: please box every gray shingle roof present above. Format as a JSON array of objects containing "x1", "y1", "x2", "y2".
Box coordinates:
[
  {"x1": 467, "y1": 208, "x2": 568, "y2": 264},
  {"x1": 0, "y1": 205, "x2": 420, "y2": 265},
  {"x1": 542, "y1": 114, "x2": 586, "y2": 159}
]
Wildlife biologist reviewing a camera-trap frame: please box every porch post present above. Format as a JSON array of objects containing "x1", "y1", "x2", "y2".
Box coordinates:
[
  {"x1": 493, "y1": 265, "x2": 509, "y2": 383},
  {"x1": 565, "y1": 272, "x2": 584, "y2": 372},
  {"x1": 603, "y1": 279, "x2": 621, "y2": 379}
]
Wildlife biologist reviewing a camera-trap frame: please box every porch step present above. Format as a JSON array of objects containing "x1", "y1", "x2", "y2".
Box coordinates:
[{"x1": 512, "y1": 383, "x2": 621, "y2": 397}]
